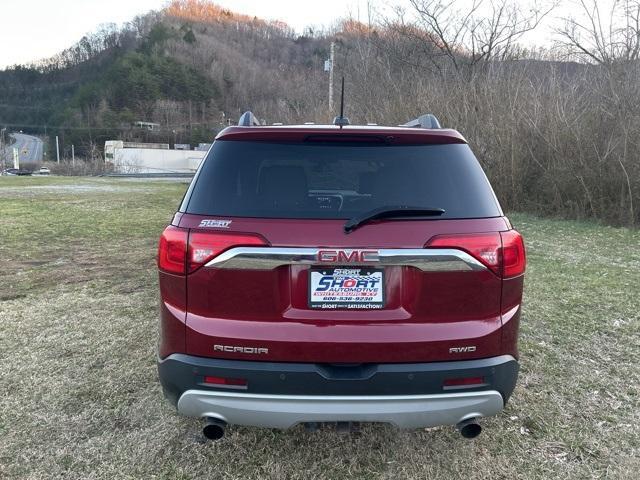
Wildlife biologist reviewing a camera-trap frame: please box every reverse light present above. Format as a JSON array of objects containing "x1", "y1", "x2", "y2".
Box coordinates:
[
  {"x1": 188, "y1": 231, "x2": 268, "y2": 272},
  {"x1": 158, "y1": 226, "x2": 188, "y2": 274},
  {"x1": 427, "y1": 230, "x2": 526, "y2": 278}
]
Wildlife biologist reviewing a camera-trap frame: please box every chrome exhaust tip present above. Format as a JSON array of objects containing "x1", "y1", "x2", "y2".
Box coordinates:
[
  {"x1": 456, "y1": 418, "x2": 482, "y2": 439},
  {"x1": 203, "y1": 417, "x2": 227, "y2": 441}
]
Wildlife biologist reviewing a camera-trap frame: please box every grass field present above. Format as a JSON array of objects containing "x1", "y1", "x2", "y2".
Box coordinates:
[{"x1": 0, "y1": 176, "x2": 639, "y2": 479}]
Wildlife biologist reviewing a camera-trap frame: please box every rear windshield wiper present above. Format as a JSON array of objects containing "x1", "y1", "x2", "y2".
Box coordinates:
[{"x1": 344, "y1": 205, "x2": 445, "y2": 233}]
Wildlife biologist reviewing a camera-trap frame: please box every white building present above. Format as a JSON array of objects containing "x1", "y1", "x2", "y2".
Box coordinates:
[
  {"x1": 133, "y1": 121, "x2": 161, "y2": 131},
  {"x1": 105, "y1": 141, "x2": 207, "y2": 174}
]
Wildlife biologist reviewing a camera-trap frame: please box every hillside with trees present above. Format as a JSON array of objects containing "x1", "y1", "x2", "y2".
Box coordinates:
[{"x1": 0, "y1": 0, "x2": 639, "y2": 226}]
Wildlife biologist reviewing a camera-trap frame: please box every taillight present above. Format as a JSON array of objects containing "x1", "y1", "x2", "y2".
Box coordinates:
[
  {"x1": 188, "y1": 231, "x2": 268, "y2": 272},
  {"x1": 426, "y1": 230, "x2": 525, "y2": 278},
  {"x1": 427, "y1": 232, "x2": 502, "y2": 275},
  {"x1": 500, "y1": 230, "x2": 526, "y2": 278},
  {"x1": 158, "y1": 226, "x2": 188, "y2": 274}
]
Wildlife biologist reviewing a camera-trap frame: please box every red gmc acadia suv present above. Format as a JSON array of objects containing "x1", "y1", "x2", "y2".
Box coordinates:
[{"x1": 157, "y1": 112, "x2": 525, "y2": 440}]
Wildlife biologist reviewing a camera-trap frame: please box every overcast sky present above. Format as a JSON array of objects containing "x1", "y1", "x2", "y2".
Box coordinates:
[{"x1": 0, "y1": 0, "x2": 613, "y2": 69}]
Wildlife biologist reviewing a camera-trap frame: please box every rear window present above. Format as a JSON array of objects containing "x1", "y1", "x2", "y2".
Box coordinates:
[{"x1": 183, "y1": 141, "x2": 501, "y2": 219}]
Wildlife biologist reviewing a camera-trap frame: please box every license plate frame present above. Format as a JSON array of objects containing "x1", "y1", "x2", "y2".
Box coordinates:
[{"x1": 308, "y1": 267, "x2": 385, "y2": 310}]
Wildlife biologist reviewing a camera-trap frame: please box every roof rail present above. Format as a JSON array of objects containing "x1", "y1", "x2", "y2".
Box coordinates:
[
  {"x1": 401, "y1": 114, "x2": 441, "y2": 129},
  {"x1": 333, "y1": 116, "x2": 350, "y2": 127},
  {"x1": 238, "y1": 111, "x2": 262, "y2": 127}
]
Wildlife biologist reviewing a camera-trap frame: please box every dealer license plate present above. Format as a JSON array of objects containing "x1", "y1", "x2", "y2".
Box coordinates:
[{"x1": 309, "y1": 268, "x2": 384, "y2": 309}]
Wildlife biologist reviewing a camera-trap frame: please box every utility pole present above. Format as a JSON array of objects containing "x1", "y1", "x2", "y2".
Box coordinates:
[
  {"x1": 0, "y1": 128, "x2": 5, "y2": 170},
  {"x1": 328, "y1": 41, "x2": 335, "y2": 113},
  {"x1": 71, "y1": 144, "x2": 75, "y2": 166},
  {"x1": 55, "y1": 136, "x2": 60, "y2": 163}
]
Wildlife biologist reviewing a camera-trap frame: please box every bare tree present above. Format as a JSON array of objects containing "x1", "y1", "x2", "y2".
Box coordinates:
[
  {"x1": 556, "y1": 0, "x2": 640, "y2": 65},
  {"x1": 406, "y1": 0, "x2": 555, "y2": 75}
]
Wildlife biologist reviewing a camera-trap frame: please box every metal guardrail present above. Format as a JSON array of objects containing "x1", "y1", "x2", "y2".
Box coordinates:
[{"x1": 103, "y1": 172, "x2": 195, "y2": 178}]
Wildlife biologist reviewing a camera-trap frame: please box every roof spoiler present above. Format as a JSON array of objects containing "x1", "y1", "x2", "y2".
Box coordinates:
[
  {"x1": 401, "y1": 114, "x2": 441, "y2": 129},
  {"x1": 238, "y1": 111, "x2": 263, "y2": 127}
]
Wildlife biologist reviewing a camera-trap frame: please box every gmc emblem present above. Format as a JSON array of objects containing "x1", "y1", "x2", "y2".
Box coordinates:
[{"x1": 317, "y1": 249, "x2": 379, "y2": 263}]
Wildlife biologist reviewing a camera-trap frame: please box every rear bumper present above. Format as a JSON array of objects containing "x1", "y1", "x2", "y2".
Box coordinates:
[
  {"x1": 158, "y1": 354, "x2": 518, "y2": 429},
  {"x1": 178, "y1": 389, "x2": 504, "y2": 429}
]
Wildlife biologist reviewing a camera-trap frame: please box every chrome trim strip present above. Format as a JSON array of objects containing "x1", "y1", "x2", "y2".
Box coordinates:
[
  {"x1": 205, "y1": 247, "x2": 486, "y2": 271},
  {"x1": 177, "y1": 389, "x2": 504, "y2": 429}
]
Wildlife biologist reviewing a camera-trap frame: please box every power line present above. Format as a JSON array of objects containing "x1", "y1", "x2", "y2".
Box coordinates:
[
  {"x1": 0, "y1": 123, "x2": 118, "y2": 131},
  {"x1": 0, "y1": 122, "x2": 211, "y2": 131},
  {"x1": 0, "y1": 104, "x2": 48, "y2": 110}
]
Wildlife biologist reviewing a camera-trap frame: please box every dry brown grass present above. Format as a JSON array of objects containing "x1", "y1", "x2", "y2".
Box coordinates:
[{"x1": 0, "y1": 176, "x2": 638, "y2": 479}]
